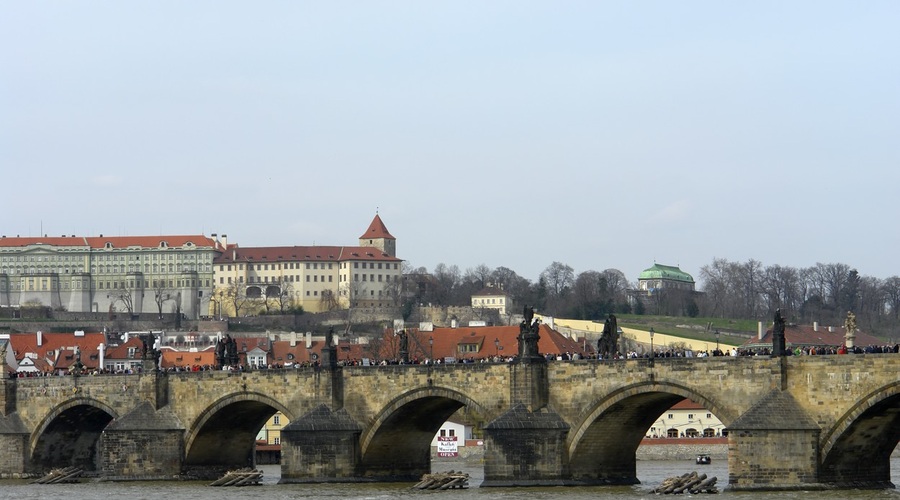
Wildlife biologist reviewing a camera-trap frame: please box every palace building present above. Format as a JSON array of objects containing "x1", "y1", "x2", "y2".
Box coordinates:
[
  {"x1": 211, "y1": 214, "x2": 403, "y2": 315},
  {"x1": 0, "y1": 234, "x2": 219, "y2": 318}
]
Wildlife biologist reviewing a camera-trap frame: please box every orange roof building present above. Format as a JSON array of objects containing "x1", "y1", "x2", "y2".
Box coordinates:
[{"x1": 211, "y1": 214, "x2": 403, "y2": 314}]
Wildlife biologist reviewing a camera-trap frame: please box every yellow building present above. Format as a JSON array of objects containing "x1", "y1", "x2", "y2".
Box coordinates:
[
  {"x1": 471, "y1": 284, "x2": 509, "y2": 316},
  {"x1": 256, "y1": 411, "x2": 285, "y2": 445},
  {"x1": 211, "y1": 215, "x2": 403, "y2": 315}
]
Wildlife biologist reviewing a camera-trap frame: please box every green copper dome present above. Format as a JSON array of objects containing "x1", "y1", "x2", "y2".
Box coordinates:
[{"x1": 638, "y1": 264, "x2": 694, "y2": 283}]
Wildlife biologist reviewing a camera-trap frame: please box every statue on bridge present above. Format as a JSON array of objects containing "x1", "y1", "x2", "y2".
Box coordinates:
[
  {"x1": 397, "y1": 329, "x2": 409, "y2": 363},
  {"x1": 517, "y1": 305, "x2": 543, "y2": 363},
  {"x1": 139, "y1": 333, "x2": 161, "y2": 370},
  {"x1": 216, "y1": 335, "x2": 239, "y2": 369},
  {"x1": 772, "y1": 309, "x2": 786, "y2": 356},
  {"x1": 597, "y1": 313, "x2": 619, "y2": 359},
  {"x1": 844, "y1": 310, "x2": 857, "y2": 349}
]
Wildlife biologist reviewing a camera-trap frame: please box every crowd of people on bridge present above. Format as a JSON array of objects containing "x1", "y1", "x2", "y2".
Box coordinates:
[{"x1": 9, "y1": 341, "x2": 900, "y2": 379}]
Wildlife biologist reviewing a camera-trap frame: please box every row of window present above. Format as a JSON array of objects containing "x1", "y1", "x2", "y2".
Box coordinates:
[
  {"x1": 1, "y1": 277, "x2": 211, "y2": 292},
  {"x1": 0, "y1": 252, "x2": 211, "y2": 263},
  {"x1": 474, "y1": 298, "x2": 505, "y2": 305},
  {"x1": 218, "y1": 261, "x2": 399, "y2": 272},
  {"x1": 1, "y1": 265, "x2": 212, "y2": 275}
]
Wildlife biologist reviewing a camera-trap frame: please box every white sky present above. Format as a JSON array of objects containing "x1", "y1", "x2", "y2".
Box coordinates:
[{"x1": 2, "y1": 1, "x2": 898, "y2": 285}]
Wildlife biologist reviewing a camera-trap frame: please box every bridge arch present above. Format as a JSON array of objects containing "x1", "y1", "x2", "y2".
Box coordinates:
[
  {"x1": 358, "y1": 386, "x2": 488, "y2": 480},
  {"x1": 566, "y1": 381, "x2": 732, "y2": 484},
  {"x1": 819, "y1": 380, "x2": 900, "y2": 487},
  {"x1": 183, "y1": 392, "x2": 293, "y2": 472},
  {"x1": 29, "y1": 397, "x2": 120, "y2": 472}
]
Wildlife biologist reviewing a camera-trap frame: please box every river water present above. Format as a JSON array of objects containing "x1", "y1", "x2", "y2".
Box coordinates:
[{"x1": 6, "y1": 460, "x2": 900, "y2": 499}]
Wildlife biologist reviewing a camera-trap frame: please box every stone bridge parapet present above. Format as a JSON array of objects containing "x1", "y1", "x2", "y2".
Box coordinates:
[{"x1": 0, "y1": 354, "x2": 898, "y2": 490}]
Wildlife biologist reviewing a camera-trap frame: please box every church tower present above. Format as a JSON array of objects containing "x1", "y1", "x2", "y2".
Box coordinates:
[{"x1": 359, "y1": 214, "x2": 396, "y2": 257}]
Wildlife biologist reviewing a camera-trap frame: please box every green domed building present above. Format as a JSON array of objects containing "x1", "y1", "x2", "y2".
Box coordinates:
[{"x1": 637, "y1": 263, "x2": 695, "y2": 295}]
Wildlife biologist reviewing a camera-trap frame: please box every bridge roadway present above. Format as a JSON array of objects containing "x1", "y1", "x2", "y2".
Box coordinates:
[{"x1": 1, "y1": 353, "x2": 899, "y2": 490}]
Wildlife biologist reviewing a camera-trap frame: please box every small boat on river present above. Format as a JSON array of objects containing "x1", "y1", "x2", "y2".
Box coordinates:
[{"x1": 696, "y1": 454, "x2": 711, "y2": 465}]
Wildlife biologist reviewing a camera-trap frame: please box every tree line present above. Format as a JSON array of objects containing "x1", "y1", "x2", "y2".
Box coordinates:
[{"x1": 403, "y1": 259, "x2": 900, "y2": 339}]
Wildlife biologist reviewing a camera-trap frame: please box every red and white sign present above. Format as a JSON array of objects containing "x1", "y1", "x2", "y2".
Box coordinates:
[{"x1": 436, "y1": 436, "x2": 458, "y2": 457}]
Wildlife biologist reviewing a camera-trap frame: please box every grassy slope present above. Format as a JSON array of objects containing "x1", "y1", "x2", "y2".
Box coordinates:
[{"x1": 616, "y1": 314, "x2": 759, "y2": 347}]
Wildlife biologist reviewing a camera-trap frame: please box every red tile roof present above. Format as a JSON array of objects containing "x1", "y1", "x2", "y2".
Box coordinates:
[
  {"x1": 472, "y1": 287, "x2": 508, "y2": 297},
  {"x1": 0, "y1": 235, "x2": 217, "y2": 249},
  {"x1": 104, "y1": 337, "x2": 144, "y2": 360},
  {"x1": 745, "y1": 323, "x2": 883, "y2": 348},
  {"x1": 359, "y1": 214, "x2": 395, "y2": 240},
  {"x1": 8, "y1": 332, "x2": 107, "y2": 363},
  {"x1": 159, "y1": 348, "x2": 216, "y2": 368},
  {"x1": 213, "y1": 245, "x2": 400, "y2": 264},
  {"x1": 370, "y1": 323, "x2": 592, "y2": 362}
]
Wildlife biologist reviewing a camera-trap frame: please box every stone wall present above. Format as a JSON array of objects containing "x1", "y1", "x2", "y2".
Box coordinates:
[{"x1": 636, "y1": 439, "x2": 728, "y2": 461}]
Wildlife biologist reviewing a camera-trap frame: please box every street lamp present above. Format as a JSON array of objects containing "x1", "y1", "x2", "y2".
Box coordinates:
[
  {"x1": 715, "y1": 329, "x2": 720, "y2": 354},
  {"x1": 649, "y1": 328, "x2": 655, "y2": 359},
  {"x1": 429, "y1": 336, "x2": 434, "y2": 362},
  {"x1": 494, "y1": 337, "x2": 500, "y2": 357}
]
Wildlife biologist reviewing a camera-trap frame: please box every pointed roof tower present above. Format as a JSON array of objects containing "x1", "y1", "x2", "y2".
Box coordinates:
[{"x1": 359, "y1": 214, "x2": 397, "y2": 257}]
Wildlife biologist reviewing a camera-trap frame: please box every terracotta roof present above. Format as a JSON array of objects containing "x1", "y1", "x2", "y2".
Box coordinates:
[
  {"x1": 214, "y1": 245, "x2": 400, "y2": 264},
  {"x1": 8, "y1": 332, "x2": 107, "y2": 362},
  {"x1": 370, "y1": 323, "x2": 593, "y2": 362},
  {"x1": 671, "y1": 399, "x2": 704, "y2": 410},
  {"x1": 472, "y1": 287, "x2": 508, "y2": 297},
  {"x1": 269, "y1": 337, "x2": 368, "y2": 365},
  {"x1": 359, "y1": 214, "x2": 395, "y2": 240},
  {"x1": 744, "y1": 323, "x2": 883, "y2": 348},
  {"x1": 0, "y1": 235, "x2": 217, "y2": 249},
  {"x1": 104, "y1": 337, "x2": 145, "y2": 360},
  {"x1": 159, "y1": 348, "x2": 216, "y2": 368},
  {"x1": 0, "y1": 236, "x2": 88, "y2": 248}
]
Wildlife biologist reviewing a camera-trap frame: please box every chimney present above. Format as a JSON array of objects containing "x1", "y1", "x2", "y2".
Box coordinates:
[
  {"x1": 305, "y1": 332, "x2": 312, "y2": 349},
  {"x1": 813, "y1": 322, "x2": 819, "y2": 332},
  {"x1": 221, "y1": 234, "x2": 228, "y2": 249},
  {"x1": 290, "y1": 331, "x2": 297, "y2": 347},
  {"x1": 37, "y1": 331, "x2": 42, "y2": 347},
  {"x1": 758, "y1": 321, "x2": 764, "y2": 340},
  {"x1": 828, "y1": 326, "x2": 834, "y2": 332}
]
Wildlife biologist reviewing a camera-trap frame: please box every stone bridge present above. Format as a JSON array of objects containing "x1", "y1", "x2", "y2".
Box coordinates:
[{"x1": 1, "y1": 353, "x2": 898, "y2": 490}]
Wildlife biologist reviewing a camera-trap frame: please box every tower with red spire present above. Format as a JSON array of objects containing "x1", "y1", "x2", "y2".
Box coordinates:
[{"x1": 359, "y1": 213, "x2": 396, "y2": 257}]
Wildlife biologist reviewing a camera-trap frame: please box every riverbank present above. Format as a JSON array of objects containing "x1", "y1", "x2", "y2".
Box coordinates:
[{"x1": 432, "y1": 437, "x2": 729, "y2": 464}]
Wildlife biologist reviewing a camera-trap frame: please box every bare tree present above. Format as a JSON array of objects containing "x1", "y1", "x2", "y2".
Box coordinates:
[
  {"x1": 272, "y1": 279, "x2": 296, "y2": 313},
  {"x1": 540, "y1": 261, "x2": 574, "y2": 315},
  {"x1": 882, "y1": 277, "x2": 900, "y2": 320},
  {"x1": 111, "y1": 282, "x2": 136, "y2": 317},
  {"x1": 217, "y1": 279, "x2": 249, "y2": 318},
  {"x1": 571, "y1": 270, "x2": 607, "y2": 320},
  {"x1": 320, "y1": 288, "x2": 341, "y2": 312},
  {"x1": 432, "y1": 263, "x2": 460, "y2": 306},
  {"x1": 152, "y1": 279, "x2": 175, "y2": 318}
]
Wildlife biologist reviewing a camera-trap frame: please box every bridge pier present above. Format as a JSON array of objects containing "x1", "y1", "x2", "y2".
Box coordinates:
[
  {"x1": 726, "y1": 389, "x2": 823, "y2": 490},
  {"x1": 99, "y1": 402, "x2": 185, "y2": 480},
  {"x1": 279, "y1": 404, "x2": 363, "y2": 483},
  {"x1": 481, "y1": 403, "x2": 572, "y2": 486}
]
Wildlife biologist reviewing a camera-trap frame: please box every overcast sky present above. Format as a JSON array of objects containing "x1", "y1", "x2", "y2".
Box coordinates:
[{"x1": 2, "y1": 1, "x2": 898, "y2": 286}]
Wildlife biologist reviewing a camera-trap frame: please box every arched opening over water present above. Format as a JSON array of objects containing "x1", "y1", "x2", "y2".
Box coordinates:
[
  {"x1": 360, "y1": 389, "x2": 487, "y2": 481},
  {"x1": 568, "y1": 386, "x2": 729, "y2": 485},
  {"x1": 821, "y1": 389, "x2": 900, "y2": 488},
  {"x1": 31, "y1": 402, "x2": 116, "y2": 472},
  {"x1": 183, "y1": 394, "x2": 289, "y2": 478}
]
